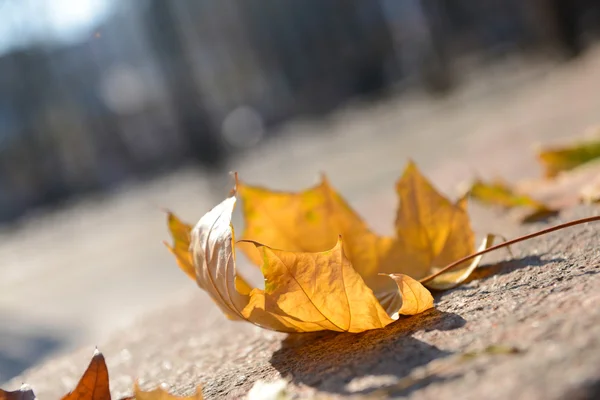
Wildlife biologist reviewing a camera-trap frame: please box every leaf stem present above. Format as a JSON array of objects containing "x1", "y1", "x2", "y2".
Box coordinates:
[{"x1": 419, "y1": 215, "x2": 600, "y2": 284}]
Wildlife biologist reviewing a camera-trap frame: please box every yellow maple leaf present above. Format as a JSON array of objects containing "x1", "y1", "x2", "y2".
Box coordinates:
[
  {"x1": 538, "y1": 133, "x2": 600, "y2": 178},
  {"x1": 468, "y1": 178, "x2": 557, "y2": 223},
  {"x1": 165, "y1": 162, "x2": 496, "y2": 333}
]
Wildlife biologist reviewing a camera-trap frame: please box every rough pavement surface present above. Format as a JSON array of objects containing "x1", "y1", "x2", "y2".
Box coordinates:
[
  {"x1": 4, "y1": 47, "x2": 600, "y2": 398},
  {"x1": 6, "y1": 206, "x2": 600, "y2": 400}
]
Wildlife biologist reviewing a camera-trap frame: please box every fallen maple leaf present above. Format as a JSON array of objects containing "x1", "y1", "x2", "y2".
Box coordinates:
[
  {"x1": 538, "y1": 132, "x2": 600, "y2": 178},
  {"x1": 467, "y1": 129, "x2": 600, "y2": 217},
  {"x1": 166, "y1": 162, "x2": 500, "y2": 333},
  {"x1": 468, "y1": 178, "x2": 558, "y2": 223},
  {"x1": 179, "y1": 195, "x2": 397, "y2": 332}
]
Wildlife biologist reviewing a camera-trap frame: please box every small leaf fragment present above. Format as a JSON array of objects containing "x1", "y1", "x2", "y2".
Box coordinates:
[
  {"x1": 460, "y1": 344, "x2": 522, "y2": 361},
  {"x1": 469, "y1": 179, "x2": 546, "y2": 209},
  {"x1": 383, "y1": 274, "x2": 434, "y2": 317},
  {"x1": 538, "y1": 134, "x2": 600, "y2": 178},
  {"x1": 130, "y1": 383, "x2": 202, "y2": 400},
  {"x1": 247, "y1": 379, "x2": 289, "y2": 400},
  {"x1": 62, "y1": 350, "x2": 110, "y2": 400}
]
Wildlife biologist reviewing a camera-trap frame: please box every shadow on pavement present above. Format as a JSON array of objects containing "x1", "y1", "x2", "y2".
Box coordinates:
[
  {"x1": 0, "y1": 319, "x2": 70, "y2": 385},
  {"x1": 448, "y1": 255, "x2": 567, "y2": 291},
  {"x1": 269, "y1": 309, "x2": 465, "y2": 396}
]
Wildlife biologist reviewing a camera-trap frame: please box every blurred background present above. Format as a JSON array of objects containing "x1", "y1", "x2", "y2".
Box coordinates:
[{"x1": 2, "y1": 0, "x2": 600, "y2": 384}]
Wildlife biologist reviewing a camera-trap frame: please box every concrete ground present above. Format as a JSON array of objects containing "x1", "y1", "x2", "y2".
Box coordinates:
[{"x1": 2, "y1": 45, "x2": 600, "y2": 398}]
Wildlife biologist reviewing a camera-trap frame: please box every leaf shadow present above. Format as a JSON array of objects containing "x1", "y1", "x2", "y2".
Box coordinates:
[
  {"x1": 269, "y1": 309, "x2": 465, "y2": 396},
  {"x1": 520, "y1": 209, "x2": 560, "y2": 224},
  {"x1": 0, "y1": 322, "x2": 67, "y2": 384},
  {"x1": 449, "y1": 254, "x2": 567, "y2": 291}
]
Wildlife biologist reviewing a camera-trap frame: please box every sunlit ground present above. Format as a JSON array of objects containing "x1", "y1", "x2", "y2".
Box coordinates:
[{"x1": 2, "y1": 45, "x2": 600, "y2": 383}]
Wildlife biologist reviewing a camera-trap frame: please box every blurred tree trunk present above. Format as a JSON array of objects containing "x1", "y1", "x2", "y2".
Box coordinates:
[
  {"x1": 144, "y1": 0, "x2": 226, "y2": 170},
  {"x1": 550, "y1": 0, "x2": 584, "y2": 57}
]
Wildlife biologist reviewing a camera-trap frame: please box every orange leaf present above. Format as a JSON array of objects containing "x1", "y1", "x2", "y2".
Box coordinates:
[
  {"x1": 2, "y1": 352, "x2": 206, "y2": 400},
  {"x1": 62, "y1": 350, "x2": 110, "y2": 400}
]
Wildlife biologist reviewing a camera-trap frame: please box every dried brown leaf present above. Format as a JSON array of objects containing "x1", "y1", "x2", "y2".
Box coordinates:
[{"x1": 62, "y1": 350, "x2": 110, "y2": 400}]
